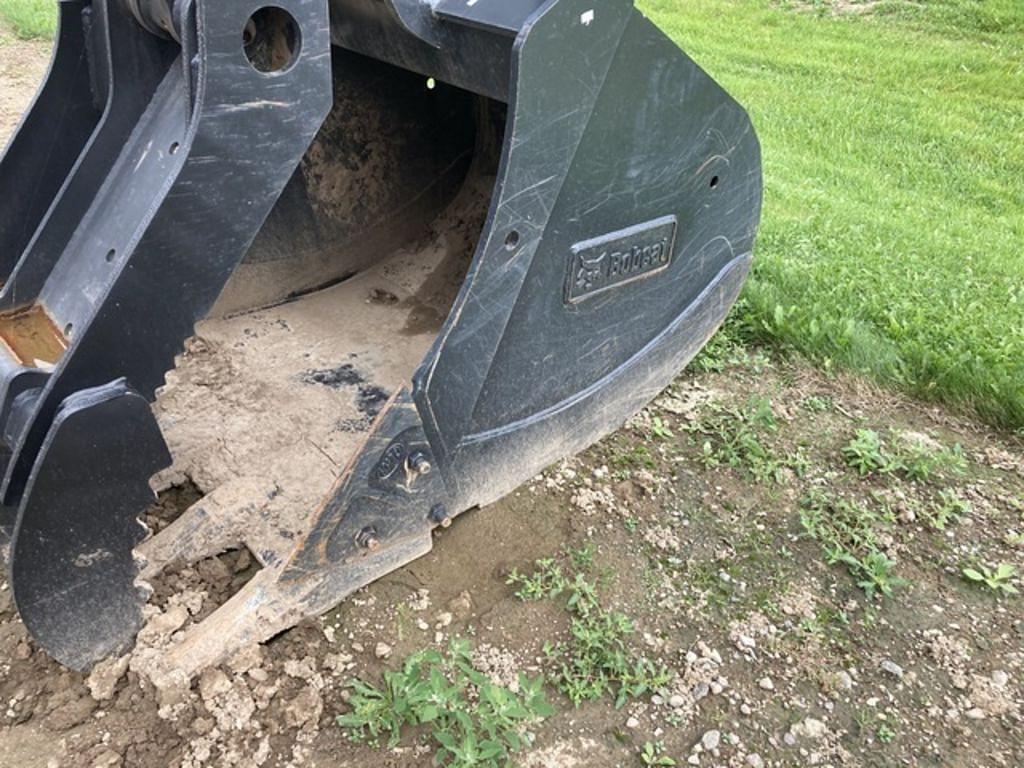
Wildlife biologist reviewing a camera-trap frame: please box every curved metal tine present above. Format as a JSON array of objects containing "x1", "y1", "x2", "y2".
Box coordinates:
[
  {"x1": 0, "y1": 1, "x2": 101, "y2": 284},
  {"x1": 0, "y1": 0, "x2": 175, "y2": 309}
]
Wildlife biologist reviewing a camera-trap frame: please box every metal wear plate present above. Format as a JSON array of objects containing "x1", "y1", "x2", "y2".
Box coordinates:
[{"x1": 565, "y1": 215, "x2": 678, "y2": 304}]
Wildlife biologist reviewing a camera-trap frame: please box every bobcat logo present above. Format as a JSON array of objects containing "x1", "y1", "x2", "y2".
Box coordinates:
[
  {"x1": 574, "y1": 251, "x2": 606, "y2": 292},
  {"x1": 565, "y1": 216, "x2": 678, "y2": 305}
]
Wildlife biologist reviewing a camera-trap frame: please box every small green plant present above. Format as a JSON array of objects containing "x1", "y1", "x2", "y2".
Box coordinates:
[
  {"x1": 895, "y1": 436, "x2": 967, "y2": 482},
  {"x1": 843, "y1": 550, "x2": 901, "y2": 599},
  {"x1": 337, "y1": 638, "x2": 552, "y2": 768},
  {"x1": 842, "y1": 429, "x2": 894, "y2": 476},
  {"x1": 962, "y1": 563, "x2": 1019, "y2": 596},
  {"x1": 651, "y1": 417, "x2": 674, "y2": 440},
  {"x1": 639, "y1": 741, "x2": 677, "y2": 766},
  {"x1": 841, "y1": 429, "x2": 967, "y2": 483},
  {"x1": 509, "y1": 556, "x2": 671, "y2": 708},
  {"x1": 802, "y1": 394, "x2": 835, "y2": 413},
  {"x1": 877, "y1": 722, "x2": 897, "y2": 744},
  {"x1": 801, "y1": 490, "x2": 906, "y2": 598},
  {"x1": 926, "y1": 490, "x2": 971, "y2": 531},
  {"x1": 687, "y1": 396, "x2": 804, "y2": 483}
]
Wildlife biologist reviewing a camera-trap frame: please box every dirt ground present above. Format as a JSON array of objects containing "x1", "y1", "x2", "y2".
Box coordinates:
[{"x1": 1, "y1": 32, "x2": 1022, "y2": 768}]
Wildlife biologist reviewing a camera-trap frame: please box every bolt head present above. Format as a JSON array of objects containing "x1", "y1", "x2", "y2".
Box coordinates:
[{"x1": 408, "y1": 452, "x2": 432, "y2": 475}]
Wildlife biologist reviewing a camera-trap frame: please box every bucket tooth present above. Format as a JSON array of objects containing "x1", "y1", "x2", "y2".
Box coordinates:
[{"x1": 0, "y1": 0, "x2": 761, "y2": 678}]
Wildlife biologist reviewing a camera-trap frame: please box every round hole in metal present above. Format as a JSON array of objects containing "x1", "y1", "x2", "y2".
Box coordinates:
[{"x1": 243, "y1": 7, "x2": 301, "y2": 74}]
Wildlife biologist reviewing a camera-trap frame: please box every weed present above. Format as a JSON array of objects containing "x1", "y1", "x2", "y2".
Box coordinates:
[
  {"x1": 962, "y1": 563, "x2": 1019, "y2": 596},
  {"x1": 842, "y1": 430, "x2": 895, "y2": 477},
  {"x1": 651, "y1": 417, "x2": 675, "y2": 441},
  {"x1": 925, "y1": 490, "x2": 971, "y2": 531},
  {"x1": 800, "y1": 490, "x2": 906, "y2": 598},
  {"x1": 877, "y1": 722, "x2": 897, "y2": 744},
  {"x1": 841, "y1": 429, "x2": 967, "y2": 483},
  {"x1": 895, "y1": 436, "x2": 967, "y2": 482},
  {"x1": 509, "y1": 557, "x2": 671, "y2": 708},
  {"x1": 337, "y1": 638, "x2": 551, "y2": 768},
  {"x1": 687, "y1": 396, "x2": 805, "y2": 483},
  {"x1": 639, "y1": 741, "x2": 677, "y2": 766},
  {"x1": 803, "y1": 395, "x2": 835, "y2": 414}
]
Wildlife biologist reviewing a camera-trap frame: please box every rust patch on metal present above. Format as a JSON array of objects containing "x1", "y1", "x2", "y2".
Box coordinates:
[{"x1": 0, "y1": 304, "x2": 68, "y2": 367}]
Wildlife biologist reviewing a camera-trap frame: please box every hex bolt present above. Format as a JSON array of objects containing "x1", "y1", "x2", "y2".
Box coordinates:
[
  {"x1": 407, "y1": 451, "x2": 432, "y2": 476},
  {"x1": 356, "y1": 526, "x2": 381, "y2": 551},
  {"x1": 429, "y1": 504, "x2": 452, "y2": 529}
]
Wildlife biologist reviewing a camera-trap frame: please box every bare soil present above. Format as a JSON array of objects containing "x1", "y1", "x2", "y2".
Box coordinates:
[
  {"x1": 0, "y1": 30, "x2": 49, "y2": 144},
  {"x1": 1, "y1": 35, "x2": 1022, "y2": 768}
]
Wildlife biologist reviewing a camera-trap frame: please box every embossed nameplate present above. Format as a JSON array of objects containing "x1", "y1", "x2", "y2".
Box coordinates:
[{"x1": 565, "y1": 216, "x2": 678, "y2": 304}]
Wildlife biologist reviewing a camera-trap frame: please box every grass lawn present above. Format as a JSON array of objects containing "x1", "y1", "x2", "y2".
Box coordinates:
[
  {"x1": 0, "y1": 0, "x2": 55, "y2": 39},
  {"x1": 2, "y1": 0, "x2": 1021, "y2": 429},
  {"x1": 643, "y1": 0, "x2": 1024, "y2": 430}
]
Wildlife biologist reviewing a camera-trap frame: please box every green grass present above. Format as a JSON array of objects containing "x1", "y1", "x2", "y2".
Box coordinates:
[
  {"x1": 642, "y1": 0, "x2": 1024, "y2": 429},
  {"x1": 0, "y1": 0, "x2": 56, "y2": 39}
]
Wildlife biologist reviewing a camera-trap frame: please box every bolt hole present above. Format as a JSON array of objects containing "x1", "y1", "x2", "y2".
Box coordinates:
[
  {"x1": 169, "y1": 142, "x2": 180, "y2": 155},
  {"x1": 63, "y1": 323, "x2": 73, "y2": 338},
  {"x1": 243, "y1": 7, "x2": 301, "y2": 74},
  {"x1": 105, "y1": 249, "x2": 116, "y2": 263},
  {"x1": 504, "y1": 230, "x2": 521, "y2": 251},
  {"x1": 709, "y1": 175, "x2": 720, "y2": 189}
]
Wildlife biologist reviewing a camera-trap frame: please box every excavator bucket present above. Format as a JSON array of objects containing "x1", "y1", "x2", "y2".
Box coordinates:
[{"x1": 0, "y1": 0, "x2": 761, "y2": 680}]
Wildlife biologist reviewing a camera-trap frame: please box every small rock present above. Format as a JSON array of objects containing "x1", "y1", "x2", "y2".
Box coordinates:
[
  {"x1": 447, "y1": 591, "x2": 473, "y2": 619},
  {"x1": 991, "y1": 670, "x2": 1009, "y2": 688},
  {"x1": 965, "y1": 707, "x2": 986, "y2": 720},
  {"x1": 701, "y1": 730, "x2": 721, "y2": 751},
  {"x1": 783, "y1": 732, "x2": 797, "y2": 747},
  {"x1": 880, "y1": 660, "x2": 904, "y2": 679},
  {"x1": 792, "y1": 717, "x2": 828, "y2": 740},
  {"x1": 138, "y1": 604, "x2": 190, "y2": 643},
  {"x1": 740, "y1": 703, "x2": 753, "y2": 716},
  {"x1": 758, "y1": 677, "x2": 775, "y2": 691},
  {"x1": 14, "y1": 642, "x2": 31, "y2": 660},
  {"x1": 835, "y1": 670, "x2": 854, "y2": 691},
  {"x1": 198, "y1": 668, "x2": 232, "y2": 702},
  {"x1": 91, "y1": 750, "x2": 122, "y2": 768},
  {"x1": 747, "y1": 755, "x2": 764, "y2": 768},
  {"x1": 692, "y1": 683, "x2": 710, "y2": 701},
  {"x1": 738, "y1": 634, "x2": 756, "y2": 651},
  {"x1": 626, "y1": 716, "x2": 640, "y2": 729},
  {"x1": 669, "y1": 694, "x2": 686, "y2": 709},
  {"x1": 374, "y1": 642, "x2": 393, "y2": 660},
  {"x1": 87, "y1": 655, "x2": 130, "y2": 702},
  {"x1": 435, "y1": 612, "x2": 454, "y2": 629},
  {"x1": 687, "y1": 756, "x2": 700, "y2": 766}
]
